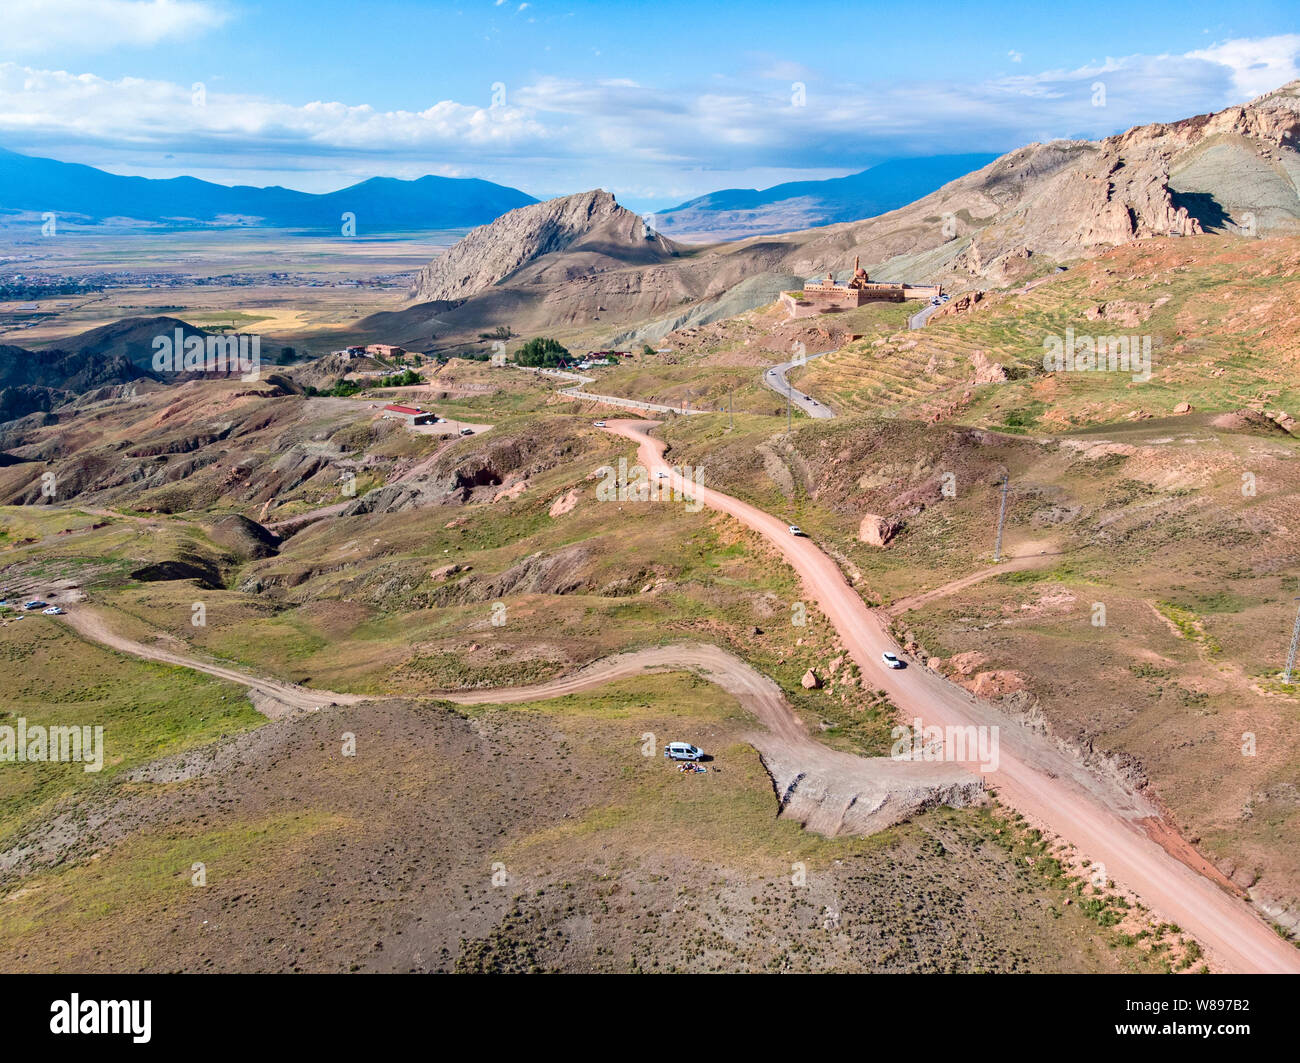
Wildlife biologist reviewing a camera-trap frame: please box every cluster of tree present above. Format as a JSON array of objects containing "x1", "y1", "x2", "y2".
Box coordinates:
[
  {"x1": 513, "y1": 336, "x2": 571, "y2": 367},
  {"x1": 304, "y1": 368, "x2": 423, "y2": 398}
]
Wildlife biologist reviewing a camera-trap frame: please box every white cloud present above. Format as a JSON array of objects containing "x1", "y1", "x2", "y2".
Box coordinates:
[
  {"x1": 0, "y1": 0, "x2": 227, "y2": 56},
  {"x1": 1187, "y1": 34, "x2": 1300, "y2": 98},
  {"x1": 0, "y1": 34, "x2": 1295, "y2": 201},
  {"x1": 1008, "y1": 50, "x2": 1023, "y2": 63}
]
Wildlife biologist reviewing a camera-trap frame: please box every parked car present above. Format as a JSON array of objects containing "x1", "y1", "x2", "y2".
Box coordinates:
[
  {"x1": 23, "y1": 600, "x2": 47, "y2": 610},
  {"x1": 788, "y1": 525, "x2": 803, "y2": 536},
  {"x1": 42, "y1": 606, "x2": 64, "y2": 615},
  {"x1": 592, "y1": 420, "x2": 606, "y2": 427},
  {"x1": 881, "y1": 651, "x2": 904, "y2": 669},
  {"x1": 459, "y1": 428, "x2": 473, "y2": 436},
  {"x1": 663, "y1": 742, "x2": 705, "y2": 762}
]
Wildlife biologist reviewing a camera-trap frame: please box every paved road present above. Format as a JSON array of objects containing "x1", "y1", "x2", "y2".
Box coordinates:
[
  {"x1": 600, "y1": 417, "x2": 1300, "y2": 975},
  {"x1": 909, "y1": 301, "x2": 942, "y2": 329},
  {"x1": 761, "y1": 350, "x2": 836, "y2": 419},
  {"x1": 511, "y1": 363, "x2": 709, "y2": 415},
  {"x1": 557, "y1": 385, "x2": 709, "y2": 416}
]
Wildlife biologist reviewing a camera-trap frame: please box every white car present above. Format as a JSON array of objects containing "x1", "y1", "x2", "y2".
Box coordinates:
[
  {"x1": 788, "y1": 525, "x2": 803, "y2": 536},
  {"x1": 593, "y1": 420, "x2": 606, "y2": 427},
  {"x1": 881, "y1": 652, "x2": 903, "y2": 669},
  {"x1": 43, "y1": 606, "x2": 64, "y2": 615},
  {"x1": 664, "y1": 742, "x2": 705, "y2": 762}
]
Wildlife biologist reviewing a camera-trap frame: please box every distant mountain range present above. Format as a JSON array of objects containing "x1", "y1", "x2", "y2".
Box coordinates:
[
  {"x1": 0, "y1": 146, "x2": 1007, "y2": 240},
  {"x1": 0, "y1": 146, "x2": 537, "y2": 231},
  {"x1": 653, "y1": 154, "x2": 1000, "y2": 239}
]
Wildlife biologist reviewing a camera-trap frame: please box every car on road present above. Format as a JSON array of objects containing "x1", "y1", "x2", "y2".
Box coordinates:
[
  {"x1": 592, "y1": 420, "x2": 606, "y2": 427},
  {"x1": 788, "y1": 525, "x2": 803, "y2": 536},
  {"x1": 23, "y1": 600, "x2": 47, "y2": 610},
  {"x1": 42, "y1": 606, "x2": 64, "y2": 615},
  {"x1": 663, "y1": 742, "x2": 705, "y2": 761},
  {"x1": 881, "y1": 651, "x2": 904, "y2": 669},
  {"x1": 459, "y1": 428, "x2": 474, "y2": 436}
]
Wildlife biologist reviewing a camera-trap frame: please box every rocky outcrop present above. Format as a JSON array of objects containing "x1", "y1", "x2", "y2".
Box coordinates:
[
  {"x1": 411, "y1": 190, "x2": 676, "y2": 304},
  {"x1": 970, "y1": 351, "x2": 1007, "y2": 385},
  {"x1": 858, "y1": 513, "x2": 900, "y2": 547}
]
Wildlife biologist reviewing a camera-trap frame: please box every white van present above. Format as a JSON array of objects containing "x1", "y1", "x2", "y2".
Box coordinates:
[{"x1": 663, "y1": 742, "x2": 704, "y2": 761}]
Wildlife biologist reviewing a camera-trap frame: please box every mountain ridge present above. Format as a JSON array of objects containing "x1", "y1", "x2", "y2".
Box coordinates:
[{"x1": 0, "y1": 146, "x2": 537, "y2": 231}]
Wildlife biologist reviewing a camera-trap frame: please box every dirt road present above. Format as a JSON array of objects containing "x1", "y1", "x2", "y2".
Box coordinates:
[
  {"x1": 62, "y1": 599, "x2": 981, "y2": 837},
  {"x1": 884, "y1": 548, "x2": 1059, "y2": 616},
  {"x1": 443, "y1": 643, "x2": 980, "y2": 836},
  {"x1": 602, "y1": 417, "x2": 1300, "y2": 974},
  {"x1": 61, "y1": 608, "x2": 366, "y2": 718}
]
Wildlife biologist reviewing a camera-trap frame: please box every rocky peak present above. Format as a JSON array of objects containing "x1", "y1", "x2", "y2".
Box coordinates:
[{"x1": 410, "y1": 189, "x2": 649, "y2": 304}]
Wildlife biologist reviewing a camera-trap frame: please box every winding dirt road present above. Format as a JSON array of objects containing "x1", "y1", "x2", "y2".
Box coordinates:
[
  {"x1": 62, "y1": 608, "x2": 365, "y2": 718},
  {"x1": 444, "y1": 643, "x2": 980, "y2": 836},
  {"x1": 60, "y1": 602, "x2": 979, "y2": 837},
  {"x1": 603, "y1": 417, "x2": 1300, "y2": 974}
]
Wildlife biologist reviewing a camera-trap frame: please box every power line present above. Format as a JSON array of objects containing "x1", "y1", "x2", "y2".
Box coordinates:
[
  {"x1": 1283, "y1": 597, "x2": 1300, "y2": 683},
  {"x1": 993, "y1": 474, "x2": 1009, "y2": 563}
]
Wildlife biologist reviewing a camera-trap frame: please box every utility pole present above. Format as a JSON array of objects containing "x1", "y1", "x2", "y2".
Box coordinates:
[
  {"x1": 993, "y1": 474, "x2": 1009, "y2": 563},
  {"x1": 1284, "y1": 598, "x2": 1300, "y2": 683}
]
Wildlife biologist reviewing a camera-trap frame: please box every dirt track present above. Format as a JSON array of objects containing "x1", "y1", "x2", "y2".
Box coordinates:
[
  {"x1": 885, "y1": 549, "x2": 1059, "y2": 616},
  {"x1": 61, "y1": 608, "x2": 366, "y2": 718},
  {"x1": 444, "y1": 643, "x2": 982, "y2": 836},
  {"x1": 602, "y1": 417, "x2": 1300, "y2": 974},
  {"x1": 62, "y1": 603, "x2": 980, "y2": 838}
]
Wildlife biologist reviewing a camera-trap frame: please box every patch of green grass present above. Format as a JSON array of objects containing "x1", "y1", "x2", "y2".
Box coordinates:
[{"x1": 0, "y1": 622, "x2": 263, "y2": 846}]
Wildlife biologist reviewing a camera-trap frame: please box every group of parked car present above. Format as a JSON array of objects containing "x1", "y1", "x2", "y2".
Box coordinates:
[{"x1": 0, "y1": 597, "x2": 65, "y2": 615}]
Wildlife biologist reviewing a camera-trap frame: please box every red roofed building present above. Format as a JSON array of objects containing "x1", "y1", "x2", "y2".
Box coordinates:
[{"x1": 382, "y1": 403, "x2": 436, "y2": 425}]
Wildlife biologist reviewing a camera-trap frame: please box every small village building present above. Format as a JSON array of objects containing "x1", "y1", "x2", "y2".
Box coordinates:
[
  {"x1": 366, "y1": 344, "x2": 406, "y2": 358},
  {"x1": 382, "y1": 403, "x2": 436, "y2": 425}
]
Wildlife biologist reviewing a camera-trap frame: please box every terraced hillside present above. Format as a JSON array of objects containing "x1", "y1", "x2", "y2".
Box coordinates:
[{"x1": 793, "y1": 234, "x2": 1300, "y2": 431}]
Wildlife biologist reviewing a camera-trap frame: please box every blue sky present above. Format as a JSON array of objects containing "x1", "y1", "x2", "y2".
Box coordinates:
[{"x1": 2, "y1": 0, "x2": 1298, "y2": 212}]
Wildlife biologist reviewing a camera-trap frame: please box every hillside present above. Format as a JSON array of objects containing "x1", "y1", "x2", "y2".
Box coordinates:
[{"x1": 0, "y1": 146, "x2": 536, "y2": 231}]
